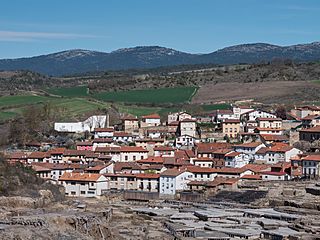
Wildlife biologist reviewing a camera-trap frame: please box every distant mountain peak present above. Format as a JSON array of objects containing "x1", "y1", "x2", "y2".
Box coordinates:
[
  {"x1": 0, "y1": 41, "x2": 320, "y2": 76},
  {"x1": 111, "y1": 46, "x2": 185, "y2": 56},
  {"x1": 47, "y1": 49, "x2": 103, "y2": 60},
  {"x1": 217, "y1": 43, "x2": 281, "y2": 53}
]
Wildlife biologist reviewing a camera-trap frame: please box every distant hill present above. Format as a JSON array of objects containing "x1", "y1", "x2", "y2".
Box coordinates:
[{"x1": 0, "y1": 42, "x2": 320, "y2": 76}]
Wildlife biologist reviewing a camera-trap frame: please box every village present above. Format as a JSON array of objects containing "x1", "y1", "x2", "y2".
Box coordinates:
[
  {"x1": 5, "y1": 105, "x2": 320, "y2": 195},
  {"x1": 2, "y1": 104, "x2": 320, "y2": 239}
]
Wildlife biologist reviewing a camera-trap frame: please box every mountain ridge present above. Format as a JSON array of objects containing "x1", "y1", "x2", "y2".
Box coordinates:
[{"x1": 0, "y1": 41, "x2": 319, "y2": 76}]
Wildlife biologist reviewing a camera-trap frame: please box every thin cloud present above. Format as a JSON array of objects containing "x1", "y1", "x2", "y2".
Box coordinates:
[
  {"x1": 279, "y1": 5, "x2": 320, "y2": 12},
  {"x1": 0, "y1": 30, "x2": 98, "y2": 42}
]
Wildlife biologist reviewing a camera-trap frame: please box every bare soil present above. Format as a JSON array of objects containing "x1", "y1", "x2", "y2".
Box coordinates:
[{"x1": 192, "y1": 80, "x2": 320, "y2": 104}]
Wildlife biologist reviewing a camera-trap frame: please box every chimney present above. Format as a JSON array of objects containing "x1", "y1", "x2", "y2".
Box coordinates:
[{"x1": 106, "y1": 114, "x2": 110, "y2": 128}]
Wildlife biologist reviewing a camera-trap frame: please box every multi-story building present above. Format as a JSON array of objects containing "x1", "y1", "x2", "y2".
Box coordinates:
[
  {"x1": 159, "y1": 169, "x2": 193, "y2": 195},
  {"x1": 179, "y1": 118, "x2": 197, "y2": 137},
  {"x1": 222, "y1": 119, "x2": 241, "y2": 138},
  {"x1": 299, "y1": 126, "x2": 320, "y2": 142},
  {"x1": 256, "y1": 118, "x2": 282, "y2": 129},
  {"x1": 122, "y1": 116, "x2": 139, "y2": 133},
  {"x1": 140, "y1": 113, "x2": 161, "y2": 128},
  {"x1": 59, "y1": 172, "x2": 108, "y2": 197},
  {"x1": 136, "y1": 173, "x2": 160, "y2": 192}
]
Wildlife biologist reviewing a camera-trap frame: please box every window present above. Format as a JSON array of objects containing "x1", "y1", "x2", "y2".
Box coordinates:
[
  {"x1": 133, "y1": 156, "x2": 136, "y2": 161},
  {"x1": 125, "y1": 156, "x2": 128, "y2": 161},
  {"x1": 80, "y1": 191, "x2": 85, "y2": 195}
]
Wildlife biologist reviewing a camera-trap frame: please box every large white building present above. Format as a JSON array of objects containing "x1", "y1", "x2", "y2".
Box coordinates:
[{"x1": 54, "y1": 115, "x2": 106, "y2": 133}]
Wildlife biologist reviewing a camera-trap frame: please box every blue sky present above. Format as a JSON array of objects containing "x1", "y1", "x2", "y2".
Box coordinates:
[{"x1": 0, "y1": 0, "x2": 319, "y2": 58}]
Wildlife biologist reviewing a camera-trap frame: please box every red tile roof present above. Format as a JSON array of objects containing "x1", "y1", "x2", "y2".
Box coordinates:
[
  {"x1": 241, "y1": 164, "x2": 271, "y2": 173},
  {"x1": 186, "y1": 166, "x2": 216, "y2": 173},
  {"x1": 8, "y1": 152, "x2": 28, "y2": 159},
  {"x1": 76, "y1": 141, "x2": 93, "y2": 146},
  {"x1": 94, "y1": 128, "x2": 114, "y2": 132},
  {"x1": 196, "y1": 143, "x2": 231, "y2": 153},
  {"x1": 223, "y1": 119, "x2": 240, "y2": 123},
  {"x1": 234, "y1": 142, "x2": 263, "y2": 148},
  {"x1": 256, "y1": 118, "x2": 282, "y2": 121},
  {"x1": 299, "y1": 126, "x2": 320, "y2": 133},
  {"x1": 114, "y1": 162, "x2": 142, "y2": 172},
  {"x1": 93, "y1": 138, "x2": 113, "y2": 143},
  {"x1": 302, "y1": 154, "x2": 320, "y2": 161},
  {"x1": 135, "y1": 173, "x2": 160, "y2": 179},
  {"x1": 28, "y1": 151, "x2": 49, "y2": 159},
  {"x1": 154, "y1": 146, "x2": 175, "y2": 151},
  {"x1": 120, "y1": 146, "x2": 148, "y2": 152},
  {"x1": 180, "y1": 118, "x2": 196, "y2": 123},
  {"x1": 259, "y1": 134, "x2": 288, "y2": 141},
  {"x1": 95, "y1": 147, "x2": 121, "y2": 153},
  {"x1": 160, "y1": 169, "x2": 186, "y2": 177},
  {"x1": 137, "y1": 156, "x2": 164, "y2": 164},
  {"x1": 301, "y1": 115, "x2": 320, "y2": 121},
  {"x1": 241, "y1": 174, "x2": 262, "y2": 180},
  {"x1": 142, "y1": 113, "x2": 161, "y2": 119},
  {"x1": 261, "y1": 171, "x2": 287, "y2": 176},
  {"x1": 113, "y1": 132, "x2": 132, "y2": 137},
  {"x1": 59, "y1": 172, "x2": 103, "y2": 182},
  {"x1": 267, "y1": 143, "x2": 293, "y2": 153}
]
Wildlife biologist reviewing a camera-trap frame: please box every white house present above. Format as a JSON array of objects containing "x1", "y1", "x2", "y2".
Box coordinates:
[
  {"x1": 192, "y1": 158, "x2": 216, "y2": 168},
  {"x1": 94, "y1": 147, "x2": 121, "y2": 162},
  {"x1": 255, "y1": 143, "x2": 302, "y2": 164},
  {"x1": 154, "y1": 146, "x2": 175, "y2": 157},
  {"x1": 119, "y1": 146, "x2": 149, "y2": 162},
  {"x1": 213, "y1": 109, "x2": 237, "y2": 123},
  {"x1": 261, "y1": 171, "x2": 290, "y2": 181},
  {"x1": 140, "y1": 113, "x2": 161, "y2": 128},
  {"x1": 187, "y1": 166, "x2": 217, "y2": 181},
  {"x1": 160, "y1": 169, "x2": 193, "y2": 195},
  {"x1": 85, "y1": 163, "x2": 114, "y2": 174},
  {"x1": 233, "y1": 142, "x2": 265, "y2": 161},
  {"x1": 94, "y1": 128, "x2": 114, "y2": 138},
  {"x1": 224, "y1": 151, "x2": 250, "y2": 168},
  {"x1": 242, "y1": 110, "x2": 276, "y2": 122},
  {"x1": 167, "y1": 111, "x2": 192, "y2": 124},
  {"x1": 54, "y1": 115, "x2": 106, "y2": 133},
  {"x1": 113, "y1": 132, "x2": 134, "y2": 143},
  {"x1": 175, "y1": 134, "x2": 195, "y2": 148},
  {"x1": 59, "y1": 172, "x2": 108, "y2": 197},
  {"x1": 254, "y1": 127, "x2": 283, "y2": 135},
  {"x1": 256, "y1": 118, "x2": 282, "y2": 129},
  {"x1": 233, "y1": 106, "x2": 254, "y2": 119},
  {"x1": 291, "y1": 154, "x2": 320, "y2": 178},
  {"x1": 136, "y1": 173, "x2": 160, "y2": 192},
  {"x1": 179, "y1": 118, "x2": 197, "y2": 137}
]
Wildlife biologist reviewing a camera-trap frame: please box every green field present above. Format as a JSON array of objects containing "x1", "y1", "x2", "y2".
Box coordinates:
[
  {"x1": 93, "y1": 87, "x2": 198, "y2": 104},
  {"x1": 0, "y1": 95, "x2": 50, "y2": 108},
  {"x1": 201, "y1": 103, "x2": 231, "y2": 112},
  {"x1": 0, "y1": 95, "x2": 109, "y2": 122},
  {"x1": 47, "y1": 86, "x2": 88, "y2": 97}
]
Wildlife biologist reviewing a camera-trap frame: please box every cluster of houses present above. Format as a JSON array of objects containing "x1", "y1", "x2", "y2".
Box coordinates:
[{"x1": 4, "y1": 105, "x2": 320, "y2": 198}]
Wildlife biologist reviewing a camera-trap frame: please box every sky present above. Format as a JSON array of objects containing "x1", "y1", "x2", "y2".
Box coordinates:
[{"x1": 0, "y1": 0, "x2": 319, "y2": 58}]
